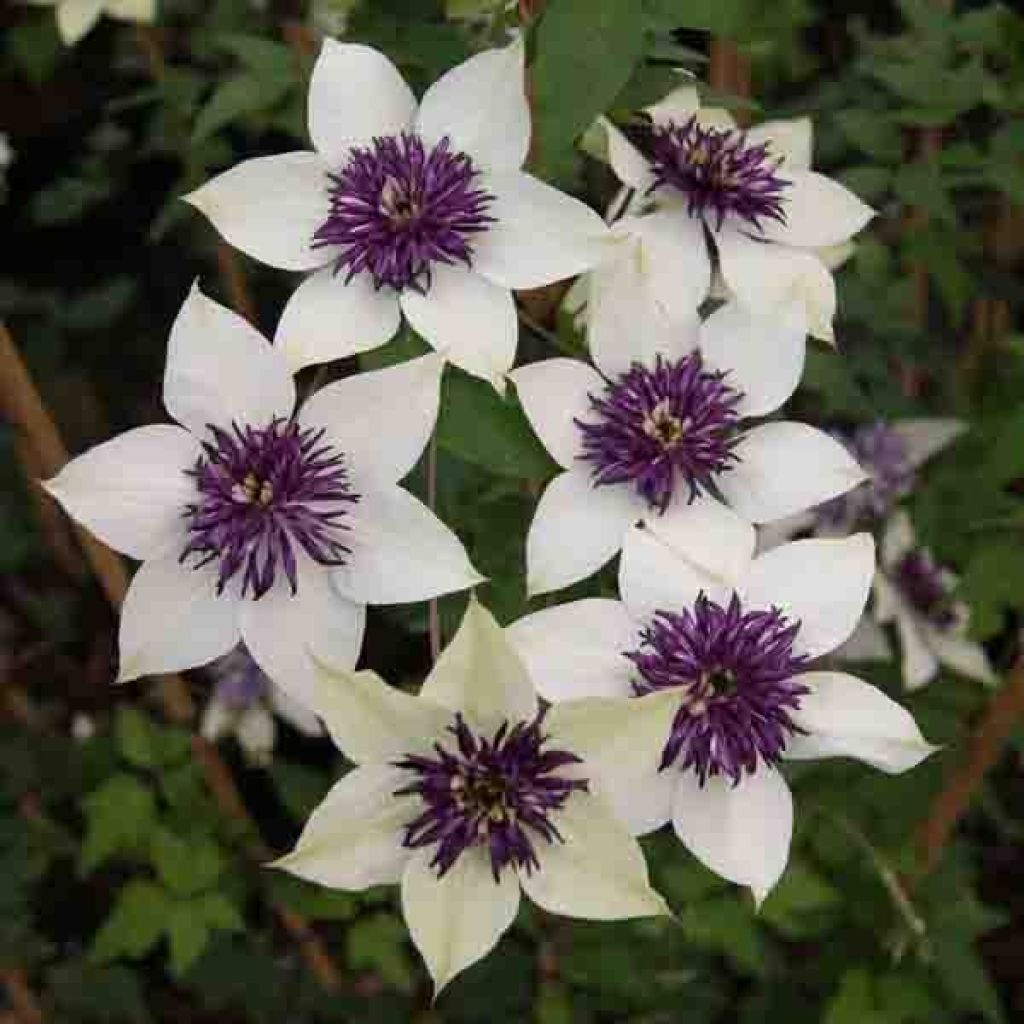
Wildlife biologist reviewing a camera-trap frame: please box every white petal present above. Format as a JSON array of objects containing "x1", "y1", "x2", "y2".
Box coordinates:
[
  {"x1": 276, "y1": 763, "x2": 412, "y2": 889},
  {"x1": 274, "y1": 266, "x2": 401, "y2": 373},
  {"x1": 746, "y1": 117, "x2": 813, "y2": 170},
  {"x1": 508, "y1": 358, "x2": 601, "y2": 469},
  {"x1": 118, "y1": 558, "x2": 239, "y2": 681},
  {"x1": 268, "y1": 685, "x2": 325, "y2": 737},
  {"x1": 739, "y1": 533, "x2": 875, "y2": 659},
  {"x1": 645, "y1": 84, "x2": 700, "y2": 128},
  {"x1": 183, "y1": 153, "x2": 331, "y2": 272},
  {"x1": 526, "y1": 468, "x2": 640, "y2": 596},
  {"x1": 44, "y1": 425, "x2": 199, "y2": 561},
  {"x1": 619, "y1": 499, "x2": 757, "y2": 620},
  {"x1": 522, "y1": 792, "x2": 669, "y2": 918},
  {"x1": 601, "y1": 117, "x2": 656, "y2": 191},
  {"x1": 890, "y1": 418, "x2": 966, "y2": 471},
  {"x1": 895, "y1": 607, "x2": 939, "y2": 691},
  {"x1": 299, "y1": 353, "x2": 443, "y2": 488},
  {"x1": 400, "y1": 265, "x2": 516, "y2": 388},
  {"x1": 833, "y1": 614, "x2": 892, "y2": 662},
  {"x1": 698, "y1": 301, "x2": 807, "y2": 417},
  {"x1": 759, "y1": 171, "x2": 874, "y2": 249},
  {"x1": 239, "y1": 558, "x2": 366, "y2": 711},
  {"x1": 505, "y1": 599, "x2": 637, "y2": 702},
  {"x1": 236, "y1": 707, "x2": 276, "y2": 764},
  {"x1": 718, "y1": 422, "x2": 867, "y2": 524},
  {"x1": 671, "y1": 767, "x2": 793, "y2": 905},
  {"x1": 331, "y1": 485, "x2": 483, "y2": 606},
  {"x1": 787, "y1": 671, "x2": 937, "y2": 773},
  {"x1": 421, "y1": 596, "x2": 537, "y2": 730},
  {"x1": 472, "y1": 171, "x2": 612, "y2": 290},
  {"x1": 56, "y1": 0, "x2": 103, "y2": 43},
  {"x1": 716, "y1": 228, "x2": 837, "y2": 343},
  {"x1": 547, "y1": 693, "x2": 680, "y2": 835},
  {"x1": 402, "y1": 847, "x2": 520, "y2": 996},
  {"x1": 307, "y1": 41, "x2": 416, "y2": 167},
  {"x1": 416, "y1": 39, "x2": 528, "y2": 172},
  {"x1": 200, "y1": 701, "x2": 233, "y2": 742},
  {"x1": 104, "y1": 0, "x2": 155, "y2": 22},
  {"x1": 927, "y1": 627, "x2": 996, "y2": 686},
  {"x1": 164, "y1": 283, "x2": 295, "y2": 436},
  {"x1": 880, "y1": 509, "x2": 916, "y2": 568}
]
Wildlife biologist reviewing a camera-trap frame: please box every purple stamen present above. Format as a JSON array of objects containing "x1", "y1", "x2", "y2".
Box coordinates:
[
  {"x1": 181, "y1": 418, "x2": 358, "y2": 600},
  {"x1": 577, "y1": 353, "x2": 742, "y2": 512},
  {"x1": 894, "y1": 550, "x2": 958, "y2": 630},
  {"x1": 628, "y1": 593, "x2": 809, "y2": 784},
  {"x1": 394, "y1": 711, "x2": 588, "y2": 881},
  {"x1": 313, "y1": 132, "x2": 495, "y2": 293}
]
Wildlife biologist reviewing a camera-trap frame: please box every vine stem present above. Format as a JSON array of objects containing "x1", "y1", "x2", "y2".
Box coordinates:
[{"x1": 0, "y1": 968, "x2": 43, "y2": 1024}]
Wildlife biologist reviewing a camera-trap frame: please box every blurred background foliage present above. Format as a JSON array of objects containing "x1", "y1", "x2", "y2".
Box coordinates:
[{"x1": 2, "y1": 0, "x2": 1024, "y2": 1020}]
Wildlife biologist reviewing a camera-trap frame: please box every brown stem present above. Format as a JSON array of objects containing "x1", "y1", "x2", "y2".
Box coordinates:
[
  {"x1": 215, "y1": 243, "x2": 258, "y2": 327},
  {"x1": 709, "y1": 39, "x2": 752, "y2": 124},
  {"x1": 0, "y1": 970, "x2": 43, "y2": 1024}
]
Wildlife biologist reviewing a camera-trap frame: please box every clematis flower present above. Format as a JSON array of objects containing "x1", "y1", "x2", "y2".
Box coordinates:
[
  {"x1": 201, "y1": 644, "x2": 323, "y2": 765},
  {"x1": 508, "y1": 527, "x2": 935, "y2": 903},
  {"x1": 510, "y1": 300, "x2": 865, "y2": 595},
  {"x1": 583, "y1": 86, "x2": 873, "y2": 345},
  {"x1": 44, "y1": 285, "x2": 482, "y2": 707},
  {"x1": 27, "y1": 0, "x2": 155, "y2": 45},
  {"x1": 184, "y1": 38, "x2": 610, "y2": 388},
  {"x1": 276, "y1": 598, "x2": 673, "y2": 994}
]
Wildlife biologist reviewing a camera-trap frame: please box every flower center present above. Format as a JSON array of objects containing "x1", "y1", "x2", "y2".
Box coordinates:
[
  {"x1": 627, "y1": 593, "x2": 810, "y2": 783},
  {"x1": 577, "y1": 353, "x2": 742, "y2": 512},
  {"x1": 394, "y1": 712, "x2": 588, "y2": 881},
  {"x1": 181, "y1": 418, "x2": 358, "y2": 600},
  {"x1": 894, "y1": 550, "x2": 958, "y2": 630},
  {"x1": 313, "y1": 132, "x2": 496, "y2": 293},
  {"x1": 639, "y1": 116, "x2": 790, "y2": 232}
]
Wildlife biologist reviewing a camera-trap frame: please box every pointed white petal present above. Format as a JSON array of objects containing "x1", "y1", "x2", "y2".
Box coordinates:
[
  {"x1": 880, "y1": 509, "x2": 917, "y2": 568},
  {"x1": 759, "y1": 170, "x2": 874, "y2": 249},
  {"x1": 402, "y1": 847, "x2": 520, "y2": 996},
  {"x1": 718, "y1": 422, "x2": 867, "y2": 525},
  {"x1": 787, "y1": 670, "x2": 937, "y2": 773},
  {"x1": 44, "y1": 425, "x2": 199, "y2": 561},
  {"x1": 739, "y1": 534, "x2": 876, "y2": 659},
  {"x1": 118, "y1": 558, "x2": 239, "y2": 681},
  {"x1": 268, "y1": 684, "x2": 325, "y2": 738},
  {"x1": 164, "y1": 283, "x2": 295, "y2": 436},
  {"x1": 276, "y1": 763, "x2": 412, "y2": 889},
  {"x1": 56, "y1": 0, "x2": 103, "y2": 43},
  {"x1": 619, "y1": 499, "x2": 757, "y2": 620},
  {"x1": 645, "y1": 84, "x2": 700, "y2": 128},
  {"x1": 307, "y1": 41, "x2": 416, "y2": 166},
  {"x1": 672, "y1": 767, "x2": 792, "y2": 905},
  {"x1": 274, "y1": 266, "x2": 401, "y2": 373},
  {"x1": 331, "y1": 485, "x2": 483, "y2": 606},
  {"x1": 422, "y1": 596, "x2": 537, "y2": 730},
  {"x1": 746, "y1": 117, "x2": 813, "y2": 170},
  {"x1": 890, "y1": 418, "x2": 966, "y2": 471},
  {"x1": 522, "y1": 792, "x2": 669, "y2": 918},
  {"x1": 508, "y1": 358, "x2": 600, "y2": 469},
  {"x1": 400, "y1": 265, "x2": 516, "y2": 388},
  {"x1": 104, "y1": 0, "x2": 155, "y2": 21},
  {"x1": 600, "y1": 117, "x2": 656, "y2": 191},
  {"x1": 895, "y1": 606, "x2": 939, "y2": 691},
  {"x1": 526, "y1": 468, "x2": 640, "y2": 596},
  {"x1": 833, "y1": 614, "x2": 892, "y2": 662},
  {"x1": 506, "y1": 599, "x2": 637, "y2": 702},
  {"x1": 698, "y1": 301, "x2": 807, "y2": 417},
  {"x1": 927, "y1": 627, "x2": 996, "y2": 686},
  {"x1": 183, "y1": 153, "x2": 331, "y2": 271},
  {"x1": 547, "y1": 694, "x2": 680, "y2": 835},
  {"x1": 299, "y1": 353, "x2": 443, "y2": 488},
  {"x1": 416, "y1": 39, "x2": 529, "y2": 172}
]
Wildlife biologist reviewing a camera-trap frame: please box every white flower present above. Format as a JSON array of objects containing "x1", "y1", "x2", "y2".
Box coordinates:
[
  {"x1": 184, "y1": 38, "x2": 611, "y2": 389},
  {"x1": 275, "y1": 598, "x2": 673, "y2": 994},
  {"x1": 583, "y1": 86, "x2": 873, "y2": 345},
  {"x1": 44, "y1": 284, "x2": 482, "y2": 708},
  {"x1": 510, "y1": 300, "x2": 865, "y2": 595},
  {"x1": 508, "y1": 528, "x2": 935, "y2": 904},
  {"x1": 28, "y1": 0, "x2": 155, "y2": 45}
]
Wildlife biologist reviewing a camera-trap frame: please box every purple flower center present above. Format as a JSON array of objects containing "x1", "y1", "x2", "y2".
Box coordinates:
[
  {"x1": 577, "y1": 353, "x2": 742, "y2": 512},
  {"x1": 394, "y1": 712, "x2": 588, "y2": 881},
  {"x1": 628, "y1": 594, "x2": 810, "y2": 784},
  {"x1": 181, "y1": 418, "x2": 358, "y2": 600},
  {"x1": 642, "y1": 116, "x2": 790, "y2": 232},
  {"x1": 894, "y1": 550, "x2": 958, "y2": 630},
  {"x1": 313, "y1": 132, "x2": 495, "y2": 293}
]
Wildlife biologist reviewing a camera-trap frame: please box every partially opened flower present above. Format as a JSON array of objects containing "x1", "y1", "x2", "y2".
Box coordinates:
[
  {"x1": 27, "y1": 0, "x2": 155, "y2": 45},
  {"x1": 508, "y1": 528, "x2": 935, "y2": 903},
  {"x1": 276, "y1": 599, "x2": 673, "y2": 994},
  {"x1": 185, "y1": 38, "x2": 610, "y2": 388},
  {"x1": 587, "y1": 86, "x2": 873, "y2": 345},
  {"x1": 45, "y1": 285, "x2": 481, "y2": 707},
  {"x1": 511, "y1": 300, "x2": 864, "y2": 595}
]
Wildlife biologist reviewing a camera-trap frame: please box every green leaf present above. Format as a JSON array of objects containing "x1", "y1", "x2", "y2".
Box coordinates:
[
  {"x1": 645, "y1": 0, "x2": 743, "y2": 35},
  {"x1": 59, "y1": 279, "x2": 137, "y2": 333},
  {"x1": 269, "y1": 760, "x2": 332, "y2": 822},
  {"x1": 192, "y1": 74, "x2": 294, "y2": 144},
  {"x1": 48, "y1": 963, "x2": 152, "y2": 1024},
  {"x1": 834, "y1": 110, "x2": 904, "y2": 161},
  {"x1": 760, "y1": 861, "x2": 840, "y2": 938},
  {"x1": 149, "y1": 828, "x2": 226, "y2": 896},
  {"x1": 824, "y1": 968, "x2": 876, "y2": 1024},
  {"x1": 893, "y1": 162, "x2": 957, "y2": 228},
  {"x1": 80, "y1": 775, "x2": 158, "y2": 875},
  {"x1": 92, "y1": 881, "x2": 171, "y2": 963},
  {"x1": 347, "y1": 913, "x2": 416, "y2": 991},
  {"x1": 681, "y1": 896, "x2": 766, "y2": 976},
  {"x1": 115, "y1": 708, "x2": 190, "y2": 769},
  {"x1": 6, "y1": 17, "x2": 61, "y2": 87},
  {"x1": 531, "y1": 0, "x2": 645, "y2": 185},
  {"x1": 264, "y1": 871, "x2": 361, "y2": 922},
  {"x1": 165, "y1": 893, "x2": 243, "y2": 977},
  {"x1": 31, "y1": 177, "x2": 113, "y2": 226}
]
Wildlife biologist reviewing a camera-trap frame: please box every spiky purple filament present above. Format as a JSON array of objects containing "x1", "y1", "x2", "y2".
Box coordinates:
[
  {"x1": 313, "y1": 132, "x2": 495, "y2": 293},
  {"x1": 577, "y1": 353, "x2": 742, "y2": 512},
  {"x1": 643, "y1": 116, "x2": 790, "y2": 232},
  {"x1": 628, "y1": 594, "x2": 810, "y2": 784},
  {"x1": 181, "y1": 418, "x2": 357, "y2": 600},
  {"x1": 394, "y1": 712, "x2": 588, "y2": 881},
  {"x1": 894, "y1": 551, "x2": 958, "y2": 631}
]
